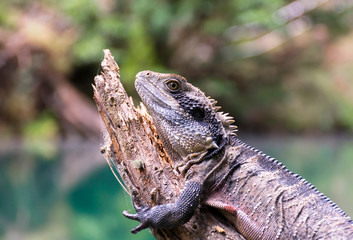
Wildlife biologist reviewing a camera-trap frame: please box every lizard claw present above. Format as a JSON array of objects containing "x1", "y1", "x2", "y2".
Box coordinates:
[
  {"x1": 122, "y1": 208, "x2": 150, "y2": 234},
  {"x1": 122, "y1": 210, "x2": 149, "y2": 234},
  {"x1": 123, "y1": 190, "x2": 151, "y2": 234},
  {"x1": 131, "y1": 190, "x2": 147, "y2": 211},
  {"x1": 130, "y1": 222, "x2": 150, "y2": 234},
  {"x1": 122, "y1": 210, "x2": 139, "y2": 221}
]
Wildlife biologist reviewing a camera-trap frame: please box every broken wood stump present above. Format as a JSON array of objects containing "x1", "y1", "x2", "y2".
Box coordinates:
[{"x1": 93, "y1": 49, "x2": 244, "y2": 240}]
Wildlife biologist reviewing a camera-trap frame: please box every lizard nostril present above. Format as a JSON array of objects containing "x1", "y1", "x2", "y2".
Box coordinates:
[{"x1": 136, "y1": 71, "x2": 151, "y2": 79}]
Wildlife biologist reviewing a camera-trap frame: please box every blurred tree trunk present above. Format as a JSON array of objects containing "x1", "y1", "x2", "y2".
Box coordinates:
[{"x1": 93, "y1": 49, "x2": 245, "y2": 240}]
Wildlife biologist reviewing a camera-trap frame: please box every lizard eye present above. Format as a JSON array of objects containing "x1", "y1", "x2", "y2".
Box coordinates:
[{"x1": 165, "y1": 80, "x2": 181, "y2": 92}]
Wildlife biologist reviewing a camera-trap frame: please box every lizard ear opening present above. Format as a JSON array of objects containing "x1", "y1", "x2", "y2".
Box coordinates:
[{"x1": 190, "y1": 107, "x2": 205, "y2": 121}]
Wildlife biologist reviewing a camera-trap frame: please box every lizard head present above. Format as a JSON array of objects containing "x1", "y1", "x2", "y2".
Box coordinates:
[{"x1": 135, "y1": 70, "x2": 237, "y2": 163}]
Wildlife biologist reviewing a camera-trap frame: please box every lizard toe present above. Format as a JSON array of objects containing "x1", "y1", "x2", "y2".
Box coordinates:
[
  {"x1": 131, "y1": 222, "x2": 149, "y2": 234},
  {"x1": 122, "y1": 210, "x2": 139, "y2": 220}
]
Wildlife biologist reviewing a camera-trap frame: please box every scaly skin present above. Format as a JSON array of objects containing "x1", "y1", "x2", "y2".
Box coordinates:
[
  {"x1": 203, "y1": 138, "x2": 353, "y2": 239},
  {"x1": 123, "y1": 70, "x2": 353, "y2": 239}
]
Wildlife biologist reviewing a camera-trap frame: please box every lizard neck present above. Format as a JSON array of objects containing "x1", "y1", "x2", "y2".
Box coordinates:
[{"x1": 203, "y1": 135, "x2": 228, "y2": 160}]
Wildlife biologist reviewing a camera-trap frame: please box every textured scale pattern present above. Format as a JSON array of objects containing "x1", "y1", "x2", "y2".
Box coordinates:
[
  {"x1": 123, "y1": 181, "x2": 202, "y2": 233},
  {"x1": 205, "y1": 137, "x2": 353, "y2": 239},
  {"x1": 172, "y1": 91, "x2": 224, "y2": 146},
  {"x1": 135, "y1": 71, "x2": 227, "y2": 164},
  {"x1": 124, "y1": 70, "x2": 353, "y2": 239},
  {"x1": 145, "y1": 181, "x2": 202, "y2": 228}
]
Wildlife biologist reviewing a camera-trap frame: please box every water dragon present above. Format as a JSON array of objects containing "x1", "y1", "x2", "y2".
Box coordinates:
[{"x1": 123, "y1": 70, "x2": 353, "y2": 239}]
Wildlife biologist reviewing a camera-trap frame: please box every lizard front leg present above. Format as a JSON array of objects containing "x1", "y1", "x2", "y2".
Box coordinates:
[{"x1": 123, "y1": 181, "x2": 203, "y2": 234}]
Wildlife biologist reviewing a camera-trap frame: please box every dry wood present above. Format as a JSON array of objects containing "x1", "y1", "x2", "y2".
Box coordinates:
[{"x1": 93, "y1": 49, "x2": 244, "y2": 239}]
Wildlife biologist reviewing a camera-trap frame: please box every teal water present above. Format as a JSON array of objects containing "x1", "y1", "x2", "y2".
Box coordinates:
[
  {"x1": 0, "y1": 136, "x2": 352, "y2": 240},
  {"x1": 0, "y1": 140, "x2": 153, "y2": 240}
]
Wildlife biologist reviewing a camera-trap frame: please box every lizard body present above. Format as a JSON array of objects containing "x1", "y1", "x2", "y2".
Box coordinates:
[{"x1": 123, "y1": 71, "x2": 353, "y2": 239}]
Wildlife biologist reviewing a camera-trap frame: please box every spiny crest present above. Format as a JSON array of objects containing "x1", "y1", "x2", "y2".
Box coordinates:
[{"x1": 207, "y1": 96, "x2": 238, "y2": 136}]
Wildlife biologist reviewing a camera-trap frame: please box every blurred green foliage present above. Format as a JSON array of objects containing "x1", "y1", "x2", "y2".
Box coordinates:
[
  {"x1": 1, "y1": 0, "x2": 353, "y2": 133},
  {"x1": 23, "y1": 112, "x2": 58, "y2": 141}
]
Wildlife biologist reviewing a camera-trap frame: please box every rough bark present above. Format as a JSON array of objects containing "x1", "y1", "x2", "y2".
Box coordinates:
[{"x1": 93, "y1": 49, "x2": 244, "y2": 239}]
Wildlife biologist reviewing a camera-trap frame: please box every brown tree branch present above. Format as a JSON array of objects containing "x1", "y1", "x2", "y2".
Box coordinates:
[{"x1": 93, "y1": 49, "x2": 244, "y2": 239}]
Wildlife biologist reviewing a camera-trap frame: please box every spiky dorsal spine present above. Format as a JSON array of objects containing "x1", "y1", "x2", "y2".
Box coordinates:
[{"x1": 207, "y1": 96, "x2": 238, "y2": 136}]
